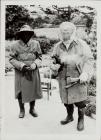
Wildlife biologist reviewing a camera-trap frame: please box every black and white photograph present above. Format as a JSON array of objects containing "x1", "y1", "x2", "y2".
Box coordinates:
[{"x1": 0, "y1": 0, "x2": 101, "y2": 140}]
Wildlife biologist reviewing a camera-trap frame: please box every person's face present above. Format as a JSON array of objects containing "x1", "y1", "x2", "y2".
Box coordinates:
[{"x1": 60, "y1": 28, "x2": 73, "y2": 42}]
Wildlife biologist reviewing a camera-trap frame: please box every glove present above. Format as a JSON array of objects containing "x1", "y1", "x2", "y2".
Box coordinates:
[
  {"x1": 79, "y1": 72, "x2": 88, "y2": 84},
  {"x1": 22, "y1": 65, "x2": 32, "y2": 73},
  {"x1": 22, "y1": 65, "x2": 33, "y2": 81}
]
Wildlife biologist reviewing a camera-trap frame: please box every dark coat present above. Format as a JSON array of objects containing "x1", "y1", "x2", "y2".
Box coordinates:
[
  {"x1": 9, "y1": 39, "x2": 43, "y2": 103},
  {"x1": 52, "y1": 39, "x2": 94, "y2": 104}
]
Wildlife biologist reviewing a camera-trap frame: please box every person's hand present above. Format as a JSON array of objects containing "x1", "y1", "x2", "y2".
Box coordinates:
[
  {"x1": 22, "y1": 65, "x2": 33, "y2": 81},
  {"x1": 50, "y1": 64, "x2": 60, "y2": 71},
  {"x1": 22, "y1": 65, "x2": 32, "y2": 73},
  {"x1": 79, "y1": 72, "x2": 88, "y2": 84},
  {"x1": 30, "y1": 63, "x2": 37, "y2": 70}
]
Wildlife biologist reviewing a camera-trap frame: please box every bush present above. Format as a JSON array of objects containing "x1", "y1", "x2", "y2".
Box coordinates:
[
  {"x1": 35, "y1": 37, "x2": 51, "y2": 54},
  {"x1": 50, "y1": 38, "x2": 59, "y2": 45},
  {"x1": 85, "y1": 72, "x2": 96, "y2": 117},
  {"x1": 85, "y1": 104, "x2": 96, "y2": 116},
  {"x1": 52, "y1": 17, "x2": 62, "y2": 25},
  {"x1": 89, "y1": 31, "x2": 97, "y2": 60},
  {"x1": 35, "y1": 37, "x2": 59, "y2": 54}
]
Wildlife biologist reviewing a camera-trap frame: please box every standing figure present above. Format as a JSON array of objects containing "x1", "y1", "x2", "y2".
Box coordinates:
[
  {"x1": 9, "y1": 25, "x2": 43, "y2": 118},
  {"x1": 51, "y1": 22, "x2": 94, "y2": 131}
]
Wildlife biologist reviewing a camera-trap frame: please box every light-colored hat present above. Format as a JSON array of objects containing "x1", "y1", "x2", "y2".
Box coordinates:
[{"x1": 16, "y1": 24, "x2": 34, "y2": 36}]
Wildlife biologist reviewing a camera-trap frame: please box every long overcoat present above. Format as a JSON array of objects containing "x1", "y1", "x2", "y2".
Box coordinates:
[
  {"x1": 9, "y1": 39, "x2": 43, "y2": 103},
  {"x1": 52, "y1": 39, "x2": 93, "y2": 104}
]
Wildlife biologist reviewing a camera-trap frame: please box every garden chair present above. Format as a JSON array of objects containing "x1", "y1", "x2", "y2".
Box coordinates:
[{"x1": 40, "y1": 66, "x2": 52, "y2": 100}]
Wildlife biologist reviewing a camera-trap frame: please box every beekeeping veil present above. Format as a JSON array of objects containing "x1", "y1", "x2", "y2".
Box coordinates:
[{"x1": 16, "y1": 25, "x2": 34, "y2": 44}]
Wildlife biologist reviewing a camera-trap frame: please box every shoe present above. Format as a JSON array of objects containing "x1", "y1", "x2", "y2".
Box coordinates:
[
  {"x1": 61, "y1": 115, "x2": 74, "y2": 125},
  {"x1": 18, "y1": 98, "x2": 25, "y2": 119},
  {"x1": 77, "y1": 108, "x2": 85, "y2": 131},
  {"x1": 29, "y1": 101, "x2": 38, "y2": 117},
  {"x1": 29, "y1": 109, "x2": 38, "y2": 117},
  {"x1": 19, "y1": 111, "x2": 25, "y2": 118}
]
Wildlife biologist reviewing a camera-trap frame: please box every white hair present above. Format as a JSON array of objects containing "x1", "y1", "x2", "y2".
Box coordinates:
[{"x1": 58, "y1": 22, "x2": 77, "y2": 41}]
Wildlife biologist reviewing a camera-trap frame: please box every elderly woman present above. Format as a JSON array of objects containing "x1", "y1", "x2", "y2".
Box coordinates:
[
  {"x1": 9, "y1": 25, "x2": 43, "y2": 118},
  {"x1": 51, "y1": 22, "x2": 94, "y2": 131}
]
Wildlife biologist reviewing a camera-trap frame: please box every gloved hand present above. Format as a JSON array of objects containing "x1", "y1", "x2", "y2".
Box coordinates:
[
  {"x1": 22, "y1": 65, "x2": 32, "y2": 73},
  {"x1": 22, "y1": 65, "x2": 33, "y2": 81},
  {"x1": 79, "y1": 72, "x2": 88, "y2": 84}
]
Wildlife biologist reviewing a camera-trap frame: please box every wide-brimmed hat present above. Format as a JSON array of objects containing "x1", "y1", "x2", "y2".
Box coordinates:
[{"x1": 16, "y1": 24, "x2": 34, "y2": 36}]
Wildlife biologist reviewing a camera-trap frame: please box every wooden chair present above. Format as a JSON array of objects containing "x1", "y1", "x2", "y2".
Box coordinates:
[{"x1": 40, "y1": 67, "x2": 52, "y2": 100}]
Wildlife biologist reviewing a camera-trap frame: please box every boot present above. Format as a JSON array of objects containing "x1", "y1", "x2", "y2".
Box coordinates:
[
  {"x1": 77, "y1": 107, "x2": 85, "y2": 131},
  {"x1": 18, "y1": 98, "x2": 25, "y2": 118},
  {"x1": 61, "y1": 104, "x2": 74, "y2": 125},
  {"x1": 29, "y1": 101, "x2": 38, "y2": 117}
]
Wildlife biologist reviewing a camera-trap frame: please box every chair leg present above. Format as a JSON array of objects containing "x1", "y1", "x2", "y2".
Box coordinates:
[
  {"x1": 49, "y1": 83, "x2": 52, "y2": 96},
  {"x1": 47, "y1": 83, "x2": 49, "y2": 100}
]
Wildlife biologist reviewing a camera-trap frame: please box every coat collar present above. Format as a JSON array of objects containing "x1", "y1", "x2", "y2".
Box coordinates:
[{"x1": 60, "y1": 40, "x2": 78, "y2": 52}]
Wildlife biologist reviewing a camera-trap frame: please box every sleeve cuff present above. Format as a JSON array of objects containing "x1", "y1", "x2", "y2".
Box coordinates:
[{"x1": 20, "y1": 63, "x2": 26, "y2": 70}]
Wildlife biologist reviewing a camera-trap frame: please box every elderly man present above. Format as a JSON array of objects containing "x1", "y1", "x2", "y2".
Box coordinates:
[
  {"x1": 9, "y1": 25, "x2": 43, "y2": 118},
  {"x1": 51, "y1": 22, "x2": 93, "y2": 131}
]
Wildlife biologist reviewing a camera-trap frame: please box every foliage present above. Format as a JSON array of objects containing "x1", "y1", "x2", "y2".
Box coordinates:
[
  {"x1": 41, "y1": 5, "x2": 95, "y2": 29},
  {"x1": 72, "y1": 14, "x2": 87, "y2": 25},
  {"x1": 85, "y1": 104, "x2": 96, "y2": 116},
  {"x1": 6, "y1": 5, "x2": 96, "y2": 40},
  {"x1": 84, "y1": 29, "x2": 97, "y2": 60},
  {"x1": 88, "y1": 75, "x2": 96, "y2": 96},
  {"x1": 6, "y1": 5, "x2": 53, "y2": 39},
  {"x1": 6, "y1": 5, "x2": 33, "y2": 39},
  {"x1": 35, "y1": 37, "x2": 58, "y2": 54},
  {"x1": 51, "y1": 17, "x2": 62, "y2": 25},
  {"x1": 31, "y1": 16, "x2": 49, "y2": 28}
]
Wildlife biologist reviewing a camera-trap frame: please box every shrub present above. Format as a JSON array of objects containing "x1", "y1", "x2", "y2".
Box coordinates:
[
  {"x1": 50, "y1": 38, "x2": 59, "y2": 45},
  {"x1": 35, "y1": 37, "x2": 59, "y2": 54},
  {"x1": 85, "y1": 104, "x2": 96, "y2": 116},
  {"x1": 35, "y1": 37, "x2": 51, "y2": 54}
]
